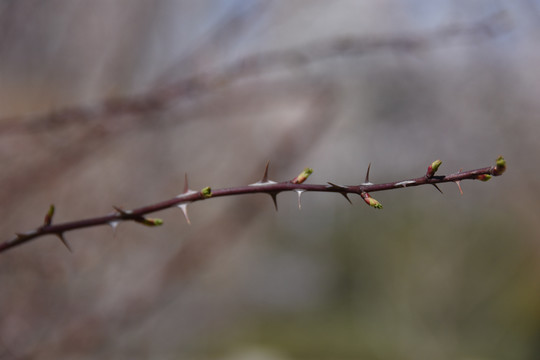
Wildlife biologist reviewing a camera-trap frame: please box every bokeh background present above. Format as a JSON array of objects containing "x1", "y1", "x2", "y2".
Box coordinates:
[{"x1": 1, "y1": 1, "x2": 539, "y2": 359}]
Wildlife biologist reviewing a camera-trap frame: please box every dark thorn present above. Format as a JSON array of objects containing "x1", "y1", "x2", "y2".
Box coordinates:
[
  {"x1": 57, "y1": 233, "x2": 72, "y2": 253},
  {"x1": 269, "y1": 192, "x2": 278, "y2": 211},
  {"x1": 365, "y1": 163, "x2": 371, "y2": 183},
  {"x1": 432, "y1": 184, "x2": 443, "y2": 194},
  {"x1": 327, "y1": 182, "x2": 347, "y2": 190},
  {"x1": 340, "y1": 193, "x2": 353, "y2": 205},
  {"x1": 113, "y1": 206, "x2": 129, "y2": 216},
  {"x1": 261, "y1": 161, "x2": 270, "y2": 183}
]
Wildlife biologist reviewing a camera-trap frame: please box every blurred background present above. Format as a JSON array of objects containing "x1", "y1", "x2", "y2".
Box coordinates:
[{"x1": 0, "y1": 1, "x2": 539, "y2": 359}]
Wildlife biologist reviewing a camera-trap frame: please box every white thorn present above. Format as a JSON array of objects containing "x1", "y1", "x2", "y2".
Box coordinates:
[
  {"x1": 295, "y1": 190, "x2": 305, "y2": 210},
  {"x1": 108, "y1": 221, "x2": 120, "y2": 237},
  {"x1": 249, "y1": 180, "x2": 278, "y2": 186},
  {"x1": 395, "y1": 180, "x2": 416, "y2": 187},
  {"x1": 177, "y1": 203, "x2": 191, "y2": 225}
]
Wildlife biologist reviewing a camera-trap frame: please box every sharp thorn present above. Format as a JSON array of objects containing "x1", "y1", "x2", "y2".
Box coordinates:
[
  {"x1": 261, "y1": 161, "x2": 270, "y2": 183},
  {"x1": 178, "y1": 203, "x2": 191, "y2": 225},
  {"x1": 455, "y1": 181, "x2": 463, "y2": 195},
  {"x1": 365, "y1": 163, "x2": 371, "y2": 183},
  {"x1": 295, "y1": 190, "x2": 304, "y2": 210},
  {"x1": 340, "y1": 193, "x2": 353, "y2": 205},
  {"x1": 57, "y1": 233, "x2": 72, "y2": 253},
  {"x1": 269, "y1": 192, "x2": 278, "y2": 211},
  {"x1": 327, "y1": 182, "x2": 347, "y2": 190},
  {"x1": 113, "y1": 206, "x2": 130, "y2": 216},
  {"x1": 432, "y1": 184, "x2": 443, "y2": 194},
  {"x1": 108, "y1": 221, "x2": 120, "y2": 237}
]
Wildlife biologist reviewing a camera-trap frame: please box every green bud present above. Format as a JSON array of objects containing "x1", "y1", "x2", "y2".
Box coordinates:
[
  {"x1": 493, "y1": 156, "x2": 506, "y2": 175},
  {"x1": 292, "y1": 168, "x2": 313, "y2": 184},
  {"x1": 200, "y1": 186, "x2": 212, "y2": 198},
  {"x1": 44, "y1": 204, "x2": 55, "y2": 226},
  {"x1": 139, "y1": 218, "x2": 164, "y2": 226},
  {"x1": 426, "y1": 160, "x2": 442, "y2": 178},
  {"x1": 476, "y1": 174, "x2": 492, "y2": 182}
]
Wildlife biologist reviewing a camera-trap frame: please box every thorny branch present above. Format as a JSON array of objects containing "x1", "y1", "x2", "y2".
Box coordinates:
[
  {"x1": 0, "y1": 12, "x2": 509, "y2": 134},
  {"x1": 0, "y1": 157, "x2": 506, "y2": 254}
]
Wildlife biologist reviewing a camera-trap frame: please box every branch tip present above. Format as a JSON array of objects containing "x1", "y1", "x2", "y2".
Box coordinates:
[{"x1": 493, "y1": 156, "x2": 506, "y2": 176}]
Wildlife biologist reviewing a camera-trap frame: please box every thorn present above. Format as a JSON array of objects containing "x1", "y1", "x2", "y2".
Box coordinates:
[
  {"x1": 340, "y1": 193, "x2": 353, "y2": 205},
  {"x1": 262, "y1": 161, "x2": 270, "y2": 183},
  {"x1": 249, "y1": 161, "x2": 277, "y2": 186},
  {"x1": 177, "y1": 203, "x2": 191, "y2": 225},
  {"x1": 57, "y1": 233, "x2": 72, "y2": 253},
  {"x1": 108, "y1": 221, "x2": 120, "y2": 237},
  {"x1": 295, "y1": 190, "x2": 304, "y2": 210},
  {"x1": 269, "y1": 193, "x2": 278, "y2": 211},
  {"x1": 113, "y1": 206, "x2": 130, "y2": 216},
  {"x1": 365, "y1": 163, "x2": 371, "y2": 183},
  {"x1": 432, "y1": 184, "x2": 443, "y2": 194},
  {"x1": 455, "y1": 168, "x2": 463, "y2": 195},
  {"x1": 327, "y1": 182, "x2": 348, "y2": 190},
  {"x1": 455, "y1": 181, "x2": 463, "y2": 195}
]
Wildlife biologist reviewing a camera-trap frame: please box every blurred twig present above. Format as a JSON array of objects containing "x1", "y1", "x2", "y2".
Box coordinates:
[{"x1": 0, "y1": 12, "x2": 510, "y2": 135}]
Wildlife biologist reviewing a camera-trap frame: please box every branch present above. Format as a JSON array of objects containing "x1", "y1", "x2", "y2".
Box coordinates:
[
  {"x1": 0, "y1": 12, "x2": 509, "y2": 134},
  {"x1": 1, "y1": 157, "x2": 506, "y2": 254}
]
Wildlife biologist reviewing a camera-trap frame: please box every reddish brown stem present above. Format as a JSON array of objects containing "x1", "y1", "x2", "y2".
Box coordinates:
[{"x1": 0, "y1": 159, "x2": 505, "y2": 254}]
